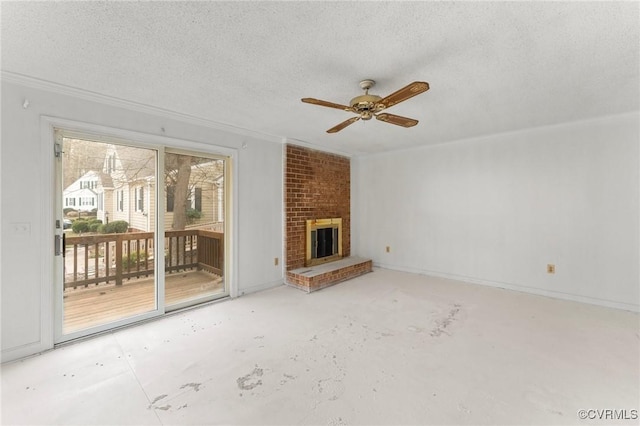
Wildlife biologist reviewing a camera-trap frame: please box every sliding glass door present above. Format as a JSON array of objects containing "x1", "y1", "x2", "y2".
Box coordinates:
[
  {"x1": 58, "y1": 134, "x2": 159, "y2": 337},
  {"x1": 55, "y1": 129, "x2": 230, "y2": 342},
  {"x1": 163, "y1": 150, "x2": 227, "y2": 310}
]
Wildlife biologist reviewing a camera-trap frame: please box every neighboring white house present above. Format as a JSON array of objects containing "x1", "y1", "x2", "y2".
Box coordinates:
[{"x1": 62, "y1": 171, "x2": 101, "y2": 212}]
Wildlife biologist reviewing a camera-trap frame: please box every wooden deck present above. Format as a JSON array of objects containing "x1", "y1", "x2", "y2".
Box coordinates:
[{"x1": 63, "y1": 270, "x2": 224, "y2": 333}]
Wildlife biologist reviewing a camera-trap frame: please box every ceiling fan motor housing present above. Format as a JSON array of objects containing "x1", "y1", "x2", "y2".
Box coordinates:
[{"x1": 350, "y1": 94, "x2": 383, "y2": 119}]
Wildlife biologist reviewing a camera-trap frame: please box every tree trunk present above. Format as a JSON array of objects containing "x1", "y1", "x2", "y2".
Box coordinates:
[
  {"x1": 169, "y1": 155, "x2": 193, "y2": 268},
  {"x1": 172, "y1": 155, "x2": 192, "y2": 230}
]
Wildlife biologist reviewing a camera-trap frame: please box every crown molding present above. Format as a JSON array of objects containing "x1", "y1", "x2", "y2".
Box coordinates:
[{"x1": 1, "y1": 71, "x2": 284, "y2": 144}]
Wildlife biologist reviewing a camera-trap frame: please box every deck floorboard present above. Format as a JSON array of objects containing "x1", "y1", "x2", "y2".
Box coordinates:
[{"x1": 63, "y1": 270, "x2": 224, "y2": 333}]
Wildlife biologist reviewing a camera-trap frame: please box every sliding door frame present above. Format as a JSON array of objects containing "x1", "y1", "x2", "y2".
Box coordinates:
[{"x1": 41, "y1": 116, "x2": 237, "y2": 346}]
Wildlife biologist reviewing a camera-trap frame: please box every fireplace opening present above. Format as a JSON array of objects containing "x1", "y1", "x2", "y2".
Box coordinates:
[
  {"x1": 306, "y1": 218, "x2": 342, "y2": 266},
  {"x1": 314, "y1": 227, "x2": 337, "y2": 259}
]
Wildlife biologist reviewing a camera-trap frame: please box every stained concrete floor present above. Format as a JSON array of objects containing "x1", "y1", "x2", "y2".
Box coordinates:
[{"x1": 2, "y1": 268, "x2": 638, "y2": 425}]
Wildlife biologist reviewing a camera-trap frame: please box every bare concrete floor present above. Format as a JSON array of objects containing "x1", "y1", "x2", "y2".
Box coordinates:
[{"x1": 2, "y1": 268, "x2": 638, "y2": 425}]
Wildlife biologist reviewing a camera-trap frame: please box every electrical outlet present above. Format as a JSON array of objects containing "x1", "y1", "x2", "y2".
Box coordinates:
[
  {"x1": 274, "y1": 257, "x2": 279, "y2": 266},
  {"x1": 547, "y1": 264, "x2": 555, "y2": 274},
  {"x1": 386, "y1": 246, "x2": 390, "y2": 253}
]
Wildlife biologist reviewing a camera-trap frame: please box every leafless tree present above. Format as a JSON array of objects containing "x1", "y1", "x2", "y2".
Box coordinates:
[{"x1": 62, "y1": 138, "x2": 107, "y2": 188}]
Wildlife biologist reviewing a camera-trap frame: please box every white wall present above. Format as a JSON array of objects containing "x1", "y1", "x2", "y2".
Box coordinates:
[
  {"x1": 352, "y1": 112, "x2": 639, "y2": 311},
  {"x1": 1, "y1": 80, "x2": 284, "y2": 361}
]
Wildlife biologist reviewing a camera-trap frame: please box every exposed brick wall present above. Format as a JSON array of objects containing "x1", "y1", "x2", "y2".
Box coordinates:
[{"x1": 285, "y1": 144, "x2": 350, "y2": 271}]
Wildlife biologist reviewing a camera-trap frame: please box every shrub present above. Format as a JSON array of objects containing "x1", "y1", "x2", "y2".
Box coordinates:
[
  {"x1": 186, "y1": 208, "x2": 202, "y2": 224},
  {"x1": 71, "y1": 220, "x2": 89, "y2": 234},
  {"x1": 63, "y1": 208, "x2": 77, "y2": 215},
  {"x1": 122, "y1": 251, "x2": 146, "y2": 269},
  {"x1": 101, "y1": 220, "x2": 129, "y2": 234},
  {"x1": 87, "y1": 219, "x2": 102, "y2": 232}
]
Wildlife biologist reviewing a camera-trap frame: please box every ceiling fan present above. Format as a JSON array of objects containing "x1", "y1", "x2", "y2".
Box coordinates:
[{"x1": 301, "y1": 79, "x2": 429, "y2": 133}]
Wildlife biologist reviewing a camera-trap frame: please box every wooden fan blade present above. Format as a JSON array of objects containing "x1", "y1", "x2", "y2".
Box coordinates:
[
  {"x1": 327, "y1": 116, "x2": 360, "y2": 133},
  {"x1": 377, "y1": 81, "x2": 429, "y2": 109},
  {"x1": 376, "y1": 113, "x2": 419, "y2": 128},
  {"x1": 302, "y1": 98, "x2": 352, "y2": 111}
]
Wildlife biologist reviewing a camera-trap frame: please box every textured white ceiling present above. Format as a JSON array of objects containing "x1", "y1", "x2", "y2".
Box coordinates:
[{"x1": 2, "y1": 1, "x2": 638, "y2": 155}]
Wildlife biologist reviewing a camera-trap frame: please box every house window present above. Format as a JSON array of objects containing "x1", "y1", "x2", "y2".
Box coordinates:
[
  {"x1": 191, "y1": 187, "x2": 202, "y2": 212},
  {"x1": 79, "y1": 197, "x2": 95, "y2": 207},
  {"x1": 105, "y1": 154, "x2": 116, "y2": 174},
  {"x1": 194, "y1": 187, "x2": 202, "y2": 212},
  {"x1": 136, "y1": 186, "x2": 145, "y2": 212},
  {"x1": 117, "y1": 190, "x2": 124, "y2": 212}
]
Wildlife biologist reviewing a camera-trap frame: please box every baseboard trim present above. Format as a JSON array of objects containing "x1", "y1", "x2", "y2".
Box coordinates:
[
  {"x1": 238, "y1": 279, "x2": 284, "y2": 296},
  {"x1": 1, "y1": 340, "x2": 52, "y2": 364},
  {"x1": 373, "y1": 262, "x2": 640, "y2": 313}
]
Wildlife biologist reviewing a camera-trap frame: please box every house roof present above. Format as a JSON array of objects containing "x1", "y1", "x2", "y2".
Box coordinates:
[
  {"x1": 1, "y1": 2, "x2": 638, "y2": 155},
  {"x1": 111, "y1": 145, "x2": 157, "y2": 183}
]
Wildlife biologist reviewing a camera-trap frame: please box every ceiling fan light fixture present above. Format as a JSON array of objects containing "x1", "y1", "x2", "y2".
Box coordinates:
[{"x1": 360, "y1": 111, "x2": 373, "y2": 121}]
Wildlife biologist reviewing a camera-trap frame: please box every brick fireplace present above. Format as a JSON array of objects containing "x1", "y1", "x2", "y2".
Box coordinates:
[{"x1": 284, "y1": 144, "x2": 371, "y2": 292}]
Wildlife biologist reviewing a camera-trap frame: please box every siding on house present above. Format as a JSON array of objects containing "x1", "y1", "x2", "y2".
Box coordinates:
[{"x1": 128, "y1": 181, "x2": 151, "y2": 232}]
